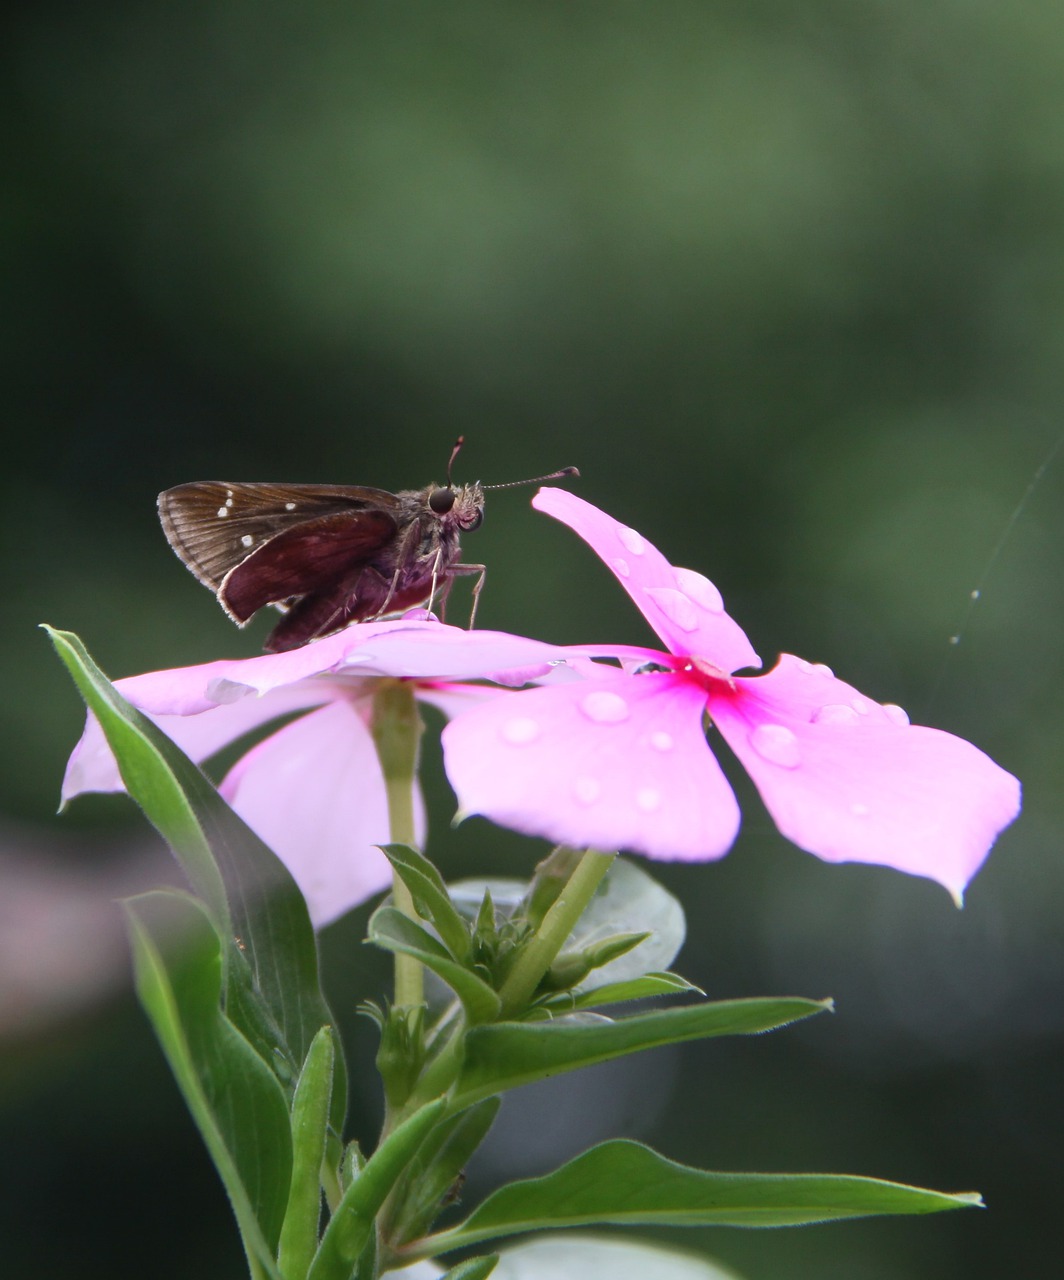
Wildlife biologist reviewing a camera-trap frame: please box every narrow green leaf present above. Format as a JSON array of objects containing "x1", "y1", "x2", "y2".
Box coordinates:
[
  {"x1": 415, "y1": 1140, "x2": 982, "y2": 1254},
  {"x1": 279, "y1": 1028, "x2": 336, "y2": 1280},
  {"x1": 369, "y1": 906, "x2": 502, "y2": 1024},
  {"x1": 125, "y1": 890, "x2": 291, "y2": 1277},
  {"x1": 453, "y1": 997, "x2": 831, "y2": 1107},
  {"x1": 437, "y1": 1257, "x2": 499, "y2": 1279},
  {"x1": 540, "y1": 972, "x2": 702, "y2": 1013},
  {"x1": 380, "y1": 844, "x2": 472, "y2": 962},
  {"x1": 47, "y1": 627, "x2": 346, "y2": 1130},
  {"x1": 308, "y1": 1100, "x2": 447, "y2": 1280}
]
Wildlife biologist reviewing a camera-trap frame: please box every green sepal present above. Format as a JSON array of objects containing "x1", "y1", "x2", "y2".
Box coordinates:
[
  {"x1": 124, "y1": 889, "x2": 291, "y2": 1278},
  {"x1": 414, "y1": 1139, "x2": 983, "y2": 1255},
  {"x1": 544, "y1": 931, "x2": 651, "y2": 992},
  {"x1": 307, "y1": 1100, "x2": 447, "y2": 1280},
  {"x1": 368, "y1": 905, "x2": 502, "y2": 1024},
  {"x1": 452, "y1": 997, "x2": 831, "y2": 1108}
]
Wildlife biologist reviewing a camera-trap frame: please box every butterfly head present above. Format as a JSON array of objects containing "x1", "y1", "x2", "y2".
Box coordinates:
[{"x1": 427, "y1": 481, "x2": 485, "y2": 531}]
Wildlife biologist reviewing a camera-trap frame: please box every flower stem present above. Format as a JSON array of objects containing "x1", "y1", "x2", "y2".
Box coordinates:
[
  {"x1": 497, "y1": 848, "x2": 615, "y2": 1018},
  {"x1": 370, "y1": 681, "x2": 424, "y2": 1009}
]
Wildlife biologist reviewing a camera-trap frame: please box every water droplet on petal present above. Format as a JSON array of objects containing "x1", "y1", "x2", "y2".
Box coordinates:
[
  {"x1": 649, "y1": 730, "x2": 673, "y2": 751},
  {"x1": 850, "y1": 697, "x2": 871, "y2": 715},
  {"x1": 636, "y1": 787, "x2": 662, "y2": 812},
  {"x1": 883, "y1": 703, "x2": 910, "y2": 726},
  {"x1": 673, "y1": 567, "x2": 724, "y2": 613},
  {"x1": 574, "y1": 776, "x2": 601, "y2": 805},
  {"x1": 850, "y1": 801, "x2": 870, "y2": 817},
  {"x1": 812, "y1": 703, "x2": 860, "y2": 727},
  {"x1": 750, "y1": 723, "x2": 801, "y2": 768},
  {"x1": 502, "y1": 717, "x2": 540, "y2": 745},
  {"x1": 618, "y1": 525, "x2": 645, "y2": 555},
  {"x1": 612, "y1": 557, "x2": 631, "y2": 578},
  {"x1": 812, "y1": 662, "x2": 834, "y2": 676},
  {"x1": 645, "y1": 587, "x2": 698, "y2": 632},
  {"x1": 580, "y1": 691, "x2": 631, "y2": 723}
]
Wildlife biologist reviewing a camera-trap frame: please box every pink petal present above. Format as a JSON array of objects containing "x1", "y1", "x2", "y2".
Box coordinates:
[
  {"x1": 708, "y1": 654, "x2": 1022, "y2": 900},
  {"x1": 532, "y1": 487, "x2": 761, "y2": 674},
  {"x1": 220, "y1": 700, "x2": 424, "y2": 927},
  {"x1": 442, "y1": 671, "x2": 741, "y2": 861},
  {"x1": 61, "y1": 682, "x2": 332, "y2": 805}
]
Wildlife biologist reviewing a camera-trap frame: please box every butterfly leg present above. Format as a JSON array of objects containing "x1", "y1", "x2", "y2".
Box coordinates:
[{"x1": 447, "y1": 563, "x2": 487, "y2": 627}]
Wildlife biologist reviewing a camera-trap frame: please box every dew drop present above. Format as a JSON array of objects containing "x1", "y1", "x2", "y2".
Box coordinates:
[
  {"x1": 580, "y1": 691, "x2": 631, "y2": 723},
  {"x1": 501, "y1": 717, "x2": 540, "y2": 745},
  {"x1": 645, "y1": 587, "x2": 698, "y2": 633},
  {"x1": 612, "y1": 557, "x2": 631, "y2": 578},
  {"x1": 673, "y1": 567, "x2": 724, "y2": 613},
  {"x1": 636, "y1": 787, "x2": 662, "y2": 812},
  {"x1": 574, "y1": 776, "x2": 601, "y2": 805},
  {"x1": 883, "y1": 703, "x2": 910, "y2": 726},
  {"x1": 750, "y1": 723, "x2": 802, "y2": 769},
  {"x1": 970, "y1": 588, "x2": 981, "y2": 600},
  {"x1": 812, "y1": 662, "x2": 834, "y2": 677},
  {"x1": 618, "y1": 525, "x2": 645, "y2": 556},
  {"x1": 850, "y1": 697, "x2": 871, "y2": 715},
  {"x1": 217, "y1": 506, "x2": 229, "y2": 518},
  {"x1": 649, "y1": 730, "x2": 674, "y2": 752},
  {"x1": 812, "y1": 703, "x2": 860, "y2": 727}
]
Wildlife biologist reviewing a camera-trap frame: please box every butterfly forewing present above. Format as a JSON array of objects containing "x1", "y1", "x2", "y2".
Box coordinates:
[{"x1": 158, "y1": 481, "x2": 402, "y2": 591}]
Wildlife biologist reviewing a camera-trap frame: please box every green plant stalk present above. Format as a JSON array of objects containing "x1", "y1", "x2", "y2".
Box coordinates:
[
  {"x1": 370, "y1": 681, "x2": 425, "y2": 1009},
  {"x1": 497, "y1": 848, "x2": 615, "y2": 1018}
]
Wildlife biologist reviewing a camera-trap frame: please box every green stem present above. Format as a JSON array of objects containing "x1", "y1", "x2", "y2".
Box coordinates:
[
  {"x1": 370, "y1": 682, "x2": 424, "y2": 1009},
  {"x1": 497, "y1": 848, "x2": 614, "y2": 1018}
]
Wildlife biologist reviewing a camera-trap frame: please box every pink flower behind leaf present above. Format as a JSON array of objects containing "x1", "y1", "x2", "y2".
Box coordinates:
[
  {"x1": 63, "y1": 618, "x2": 572, "y2": 927},
  {"x1": 441, "y1": 490, "x2": 1021, "y2": 901}
]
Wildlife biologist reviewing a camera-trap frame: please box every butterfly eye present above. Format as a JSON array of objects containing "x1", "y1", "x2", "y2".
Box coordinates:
[{"x1": 429, "y1": 487, "x2": 456, "y2": 514}]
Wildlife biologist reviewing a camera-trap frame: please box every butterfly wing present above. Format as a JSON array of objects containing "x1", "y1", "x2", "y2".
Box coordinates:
[
  {"x1": 220, "y1": 508, "x2": 397, "y2": 623},
  {"x1": 158, "y1": 481, "x2": 401, "y2": 590}
]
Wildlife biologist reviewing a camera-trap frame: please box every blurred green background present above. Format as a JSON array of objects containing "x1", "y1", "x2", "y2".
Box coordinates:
[{"x1": 3, "y1": 3, "x2": 1062, "y2": 1277}]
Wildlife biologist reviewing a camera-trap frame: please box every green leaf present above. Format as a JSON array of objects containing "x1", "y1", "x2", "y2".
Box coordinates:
[
  {"x1": 416, "y1": 1140, "x2": 983, "y2": 1254},
  {"x1": 380, "y1": 843, "x2": 472, "y2": 962},
  {"x1": 389, "y1": 1099, "x2": 501, "y2": 1246},
  {"x1": 488, "y1": 1234, "x2": 745, "y2": 1279},
  {"x1": 308, "y1": 1100, "x2": 447, "y2": 1280},
  {"x1": 125, "y1": 890, "x2": 291, "y2": 1278},
  {"x1": 368, "y1": 905, "x2": 502, "y2": 1024},
  {"x1": 452, "y1": 997, "x2": 831, "y2": 1107},
  {"x1": 539, "y1": 971, "x2": 702, "y2": 1012},
  {"x1": 449, "y1": 857, "x2": 686, "y2": 993},
  {"x1": 279, "y1": 1028, "x2": 336, "y2": 1280},
  {"x1": 47, "y1": 627, "x2": 346, "y2": 1126}
]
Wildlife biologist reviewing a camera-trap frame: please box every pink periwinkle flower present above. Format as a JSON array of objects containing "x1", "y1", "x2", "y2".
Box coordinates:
[
  {"x1": 63, "y1": 618, "x2": 574, "y2": 927},
  {"x1": 442, "y1": 489, "x2": 1021, "y2": 901}
]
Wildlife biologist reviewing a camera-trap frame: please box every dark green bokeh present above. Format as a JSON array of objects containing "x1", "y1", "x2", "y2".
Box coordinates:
[{"x1": 3, "y1": 4, "x2": 1062, "y2": 1277}]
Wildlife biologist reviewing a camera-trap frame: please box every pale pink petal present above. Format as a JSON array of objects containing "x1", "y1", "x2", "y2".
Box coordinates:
[
  {"x1": 442, "y1": 671, "x2": 740, "y2": 861},
  {"x1": 708, "y1": 654, "x2": 1022, "y2": 900},
  {"x1": 61, "y1": 682, "x2": 333, "y2": 805},
  {"x1": 220, "y1": 701, "x2": 424, "y2": 927},
  {"x1": 330, "y1": 624, "x2": 571, "y2": 683},
  {"x1": 533, "y1": 488, "x2": 761, "y2": 673}
]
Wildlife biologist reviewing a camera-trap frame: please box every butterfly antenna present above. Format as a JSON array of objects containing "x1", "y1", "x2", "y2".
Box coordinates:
[
  {"x1": 446, "y1": 436, "x2": 465, "y2": 487},
  {"x1": 484, "y1": 465, "x2": 580, "y2": 492}
]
